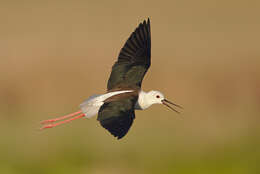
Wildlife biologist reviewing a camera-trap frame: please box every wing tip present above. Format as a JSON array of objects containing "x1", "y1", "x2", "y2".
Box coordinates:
[
  {"x1": 146, "y1": 17, "x2": 150, "y2": 23},
  {"x1": 142, "y1": 17, "x2": 150, "y2": 27},
  {"x1": 107, "y1": 127, "x2": 128, "y2": 140},
  {"x1": 98, "y1": 118, "x2": 131, "y2": 140},
  {"x1": 137, "y1": 18, "x2": 150, "y2": 29}
]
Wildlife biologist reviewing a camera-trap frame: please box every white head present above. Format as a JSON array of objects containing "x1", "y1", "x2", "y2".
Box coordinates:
[
  {"x1": 137, "y1": 90, "x2": 182, "y2": 113},
  {"x1": 146, "y1": 90, "x2": 165, "y2": 104}
]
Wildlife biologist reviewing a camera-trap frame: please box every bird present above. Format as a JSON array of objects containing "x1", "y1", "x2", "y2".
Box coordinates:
[{"x1": 40, "y1": 18, "x2": 182, "y2": 139}]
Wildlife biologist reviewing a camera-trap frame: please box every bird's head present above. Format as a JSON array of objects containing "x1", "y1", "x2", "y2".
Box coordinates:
[{"x1": 147, "y1": 90, "x2": 182, "y2": 113}]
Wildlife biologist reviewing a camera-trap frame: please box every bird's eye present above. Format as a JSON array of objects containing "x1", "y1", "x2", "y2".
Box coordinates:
[{"x1": 156, "y1": 95, "x2": 160, "y2": 98}]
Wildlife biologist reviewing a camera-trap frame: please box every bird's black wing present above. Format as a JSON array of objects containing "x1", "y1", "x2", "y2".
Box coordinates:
[
  {"x1": 107, "y1": 18, "x2": 151, "y2": 90},
  {"x1": 97, "y1": 95, "x2": 137, "y2": 139}
]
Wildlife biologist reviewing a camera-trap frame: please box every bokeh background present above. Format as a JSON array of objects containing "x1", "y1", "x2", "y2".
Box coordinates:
[{"x1": 1, "y1": 0, "x2": 260, "y2": 173}]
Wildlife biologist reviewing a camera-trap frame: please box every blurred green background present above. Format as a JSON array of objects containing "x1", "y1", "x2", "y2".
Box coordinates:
[{"x1": 1, "y1": 0, "x2": 260, "y2": 173}]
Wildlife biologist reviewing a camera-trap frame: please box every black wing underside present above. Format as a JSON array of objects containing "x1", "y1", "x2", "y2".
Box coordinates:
[
  {"x1": 97, "y1": 95, "x2": 137, "y2": 139},
  {"x1": 107, "y1": 18, "x2": 151, "y2": 90}
]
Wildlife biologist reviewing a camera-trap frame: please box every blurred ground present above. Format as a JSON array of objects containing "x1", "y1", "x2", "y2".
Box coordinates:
[{"x1": 0, "y1": 0, "x2": 260, "y2": 174}]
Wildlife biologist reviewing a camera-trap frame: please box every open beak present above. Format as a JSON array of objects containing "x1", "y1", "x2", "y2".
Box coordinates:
[{"x1": 162, "y1": 99, "x2": 183, "y2": 113}]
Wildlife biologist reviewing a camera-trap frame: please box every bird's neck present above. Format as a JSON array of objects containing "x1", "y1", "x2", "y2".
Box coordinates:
[{"x1": 135, "y1": 91, "x2": 152, "y2": 110}]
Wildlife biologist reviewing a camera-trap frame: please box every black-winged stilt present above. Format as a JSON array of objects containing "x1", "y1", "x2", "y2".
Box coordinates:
[{"x1": 40, "y1": 18, "x2": 182, "y2": 139}]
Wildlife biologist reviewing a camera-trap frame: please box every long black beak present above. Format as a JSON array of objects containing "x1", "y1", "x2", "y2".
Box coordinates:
[{"x1": 162, "y1": 99, "x2": 183, "y2": 113}]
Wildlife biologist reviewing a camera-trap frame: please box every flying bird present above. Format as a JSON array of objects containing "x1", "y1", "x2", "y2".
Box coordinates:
[{"x1": 40, "y1": 18, "x2": 182, "y2": 139}]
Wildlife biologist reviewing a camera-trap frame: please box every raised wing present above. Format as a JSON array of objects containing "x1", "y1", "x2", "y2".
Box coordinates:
[
  {"x1": 97, "y1": 95, "x2": 138, "y2": 139},
  {"x1": 107, "y1": 18, "x2": 151, "y2": 91}
]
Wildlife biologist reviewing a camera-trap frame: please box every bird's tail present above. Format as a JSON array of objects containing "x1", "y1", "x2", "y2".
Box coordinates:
[{"x1": 40, "y1": 110, "x2": 85, "y2": 130}]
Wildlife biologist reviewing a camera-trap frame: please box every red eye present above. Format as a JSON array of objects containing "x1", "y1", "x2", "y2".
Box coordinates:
[{"x1": 156, "y1": 95, "x2": 160, "y2": 98}]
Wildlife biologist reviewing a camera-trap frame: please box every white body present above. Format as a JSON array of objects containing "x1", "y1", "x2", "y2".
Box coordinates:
[{"x1": 80, "y1": 90, "x2": 164, "y2": 118}]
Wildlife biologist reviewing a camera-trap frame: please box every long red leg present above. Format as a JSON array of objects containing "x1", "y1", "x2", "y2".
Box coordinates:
[
  {"x1": 40, "y1": 113, "x2": 85, "y2": 130},
  {"x1": 40, "y1": 110, "x2": 82, "y2": 124}
]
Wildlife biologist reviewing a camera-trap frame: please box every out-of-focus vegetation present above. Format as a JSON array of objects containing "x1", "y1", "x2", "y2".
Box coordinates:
[{"x1": 0, "y1": 0, "x2": 259, "y2": 173}]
